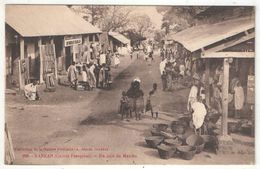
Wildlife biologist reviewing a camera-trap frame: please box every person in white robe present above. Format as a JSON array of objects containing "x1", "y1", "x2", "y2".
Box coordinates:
[
  {"x1": 191, "y1": 101, "x2": 207, "y2": 130},
  {"x1": 24, "y1": 81, "x2": 39, "y2": 101}
]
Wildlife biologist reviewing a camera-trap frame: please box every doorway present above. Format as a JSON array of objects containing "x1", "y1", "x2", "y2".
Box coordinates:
[{"x1": 65, "y1": 46, "x2": 72, "y2": 70}]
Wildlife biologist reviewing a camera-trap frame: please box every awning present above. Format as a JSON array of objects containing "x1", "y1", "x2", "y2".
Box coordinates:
[
  {"x1": 5, "y1": 5, "x2": 102, "y2": 37},
  {"x1": 108, "y1": 32, "x2": 130, "y2": 45},
  {"x1": 167, "y1": 17, "x2": 255, "y2": 52}
]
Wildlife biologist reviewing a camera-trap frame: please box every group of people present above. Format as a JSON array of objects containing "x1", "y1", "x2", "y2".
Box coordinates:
[
  {"x1": 187, "y1": 64, "x2": 245, "y2": 134},
  {"x1": 67, "y1": 60, "x2": 112, "y2": 91},
  {"x1": 119, "y1": 78, "x2": 159, "y2": 121},
  {"x1": 143, "y1": 43, "x2": 154, "y2": 65},
  {"x1": 66, "y1": 43, "x2": 128, "y2": 91},
  {"x1": 159, "y1": 56, "x2": 191, "y2": 91}
]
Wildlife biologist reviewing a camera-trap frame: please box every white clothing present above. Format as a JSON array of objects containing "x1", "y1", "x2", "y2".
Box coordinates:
[
  {"x1": 192, "y1": 102, "x2": 207, "y2": 129},
  {"x1": 218, "y1": 73, "x2": 224, "y2": 86},
  {"x1": 179, "y1": 64, "x2": 185, "y2": 76},
  {"x1": 114, "y1": 56, "x2": 120, "y2": 65},
  {"x1": 187, "y1": 85, "x2": 198, "y2": 111},
  {"x1": 147, "y1": 45, "x2": 152, "y2": 53},
  {"x1": 24, "y1": 83, "x2": 37, "y2": 101},
  {"x1": 100, "y1": 54, "x2": 106, "y2": 65},
  {"x1": 122, "y1": 47, "x2": 128, "y2": 55},
  {"x1": 234, "y1": 86, "x2": 244, "y2": 110},
  {"x1": 89, "y1": 65, "x2": 95, "y2": 74},
  {"x1": 82, "y1": 71, "x2": 87, "y2": 82},
  {"x1": 159, "y1": 60, "x2": 167, "y2": 75}
]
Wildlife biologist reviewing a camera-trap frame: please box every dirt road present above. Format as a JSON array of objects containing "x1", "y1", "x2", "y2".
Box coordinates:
[{"x1": 5, "y1": 51, "x2": 254, "y2": 164}]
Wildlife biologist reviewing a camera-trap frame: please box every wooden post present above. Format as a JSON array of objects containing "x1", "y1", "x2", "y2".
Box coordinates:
[
  {"x1": 109, "y1": 40, "x2": 113, "y2": 52},
  {"x1": 38, "y1": 37, "x2": 43, "y2": 83},
  {"x1": 96, "y1": 33, "x2": 100, "y2": 42},
  {"x1": 221, "y1": 58, "x2": 230, "y2": 136},
  {"x1": 19, "y1": 38, "x2": 25, "y2": 89},
  {"x1": 62, "y1": 38, "x2": 66, "y2": 70},
  {"x1": 93, "y1": 34, "x2": 96, "y2": 42},
  {"x1": 86, "y1": 35, "x2": 90, "y2": 44},
  {"x1": 205, "y1": 59, "x2": 210, "y2": 108},
  {"x1": 50, "y1": 38, "x2": 58, "y2": 79}
]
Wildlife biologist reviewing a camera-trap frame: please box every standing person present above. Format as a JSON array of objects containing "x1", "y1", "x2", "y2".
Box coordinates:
[
  {"x1": 119, "y1": 91, "x2": 130, "y2": 120},
  {"x1": 234, "y1": 81, "x2": 244, "y2": 118},
  {"x1": 146, "y1": 83, "x2": 159, "y2": 119},
  {"x1": 187, "y1": 73, "x2": 200, "y2": 111},
  {"x1": 99, "y1": 64, "x2": 105, "y2": 88},
  {"x1": 147, "y1": 43, "x2": 153, "y2": 64},
  {"x1": 88, "y1": 63, "x2": 96, "y2": 90},
  {"x1": 99, "y1": 51, "x2": 106, "y2": 66},
  {"x1": 93, "y1": 64, "x2": 100, "y2": 88},
  {"x1": 165, "y1": 61, "x2": 173, "y2": 91},
  {"x1": 179, "y1": 61, "x2": 186, "y2": 78},
  {"x1": 159, "y1": 58, "x2": 167, "y2": 91},
  {"x1": 67, "y1": 62, "x2": 78, "y2": 89},
  {"x1": 160, "y1": 47, "x2": 165, "y2": 60},
  {"x1": 185, "y1": 57, "x2": 191, "y2": 76},
  {"x1": 191, "y1": 97, "x2": 207, "y2": 134},
  {"x1": 82, "y1": 65, "x2": 89, "y2": 90},
  {"x1": 106, "y1": 49, "x2": 112, "y2": 66},
  {"x1": 104, "y1": 64, "x2": 111, "y2": 89},
  {"x1": 114, "y1": 52, "x2": 120, "y2": 68},
  {"x1": 126, "y1": 78, "x2": 144, "y2": 120},
  {"x1": 212, "y1": 81, "x2": 222, "y2": 113},
  {"x1": 24, "y1": 80, "x2": 40, "y2": 101}
]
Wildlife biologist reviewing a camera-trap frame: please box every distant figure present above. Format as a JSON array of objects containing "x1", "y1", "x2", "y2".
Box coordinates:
[
  {"x1": 165, "y1": 61, "x2": 173, "y2": 91},
  {"x1": 114, "y1": 52, "x2": 120, "y2": 68},
  {"x1": 234, "y1": 81, "x2": 244, "y2": 118},
  {"x1": 89, "y1": 63, "x2": 96, "y2": 90},
  {"x1": 24, "y1": 81, "x2": 40, "y2": 101},
  {"x1": 67, "y1": 62, "x2": 78, "y2": 88},
  {"x1": 94, "y1": 64, "x2": 100, "y2": 88},
  {"x1": 100, "y1": 51, "x2": 106, "y2": 65},
  {"x1": 159, "y1": 58, "x2": 167, "y2": 91},
  {"x1": 82, "y1": 65, "x2": 91, "y2": 90}
]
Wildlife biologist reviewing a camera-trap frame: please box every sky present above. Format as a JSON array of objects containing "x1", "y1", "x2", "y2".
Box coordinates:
[{"x1": 131, "y1": 6, "x2": 163, "y2": 29}]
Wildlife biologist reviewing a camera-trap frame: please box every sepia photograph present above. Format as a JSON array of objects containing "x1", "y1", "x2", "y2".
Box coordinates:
[{"x1": 4, "y1": 3, "x2": 255, "y2": 165}]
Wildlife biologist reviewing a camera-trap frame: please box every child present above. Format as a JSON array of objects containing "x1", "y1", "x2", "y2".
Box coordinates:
[
  {"x1": 146, "y1": 83, "x2": 159, "y2": 119},
  {"x1": 120, "y1": 91, "x2": 130, "y2": 120}
]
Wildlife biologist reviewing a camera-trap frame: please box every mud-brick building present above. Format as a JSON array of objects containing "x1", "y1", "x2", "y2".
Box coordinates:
[{"x1": 5, "y1": 5, "x2": 101, "y2": 89}]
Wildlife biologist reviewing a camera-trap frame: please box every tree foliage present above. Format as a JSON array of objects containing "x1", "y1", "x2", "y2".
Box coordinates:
[
  {"x1": 156, "y1": 6, "x2": 208, "y2": 32},
  {"x1": 129, "y1": 14, "x2": 154, "y2": 36}
]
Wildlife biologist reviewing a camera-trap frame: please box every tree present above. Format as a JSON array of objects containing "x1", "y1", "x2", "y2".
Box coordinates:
[
  {"x1": 157, "y1": 6, "x2": 208, "y2": 32},
  {"x1": 129, "y1": 14, "x2": 154, "y2": 37},
  {"x1": 121, "y1": 29, "x2": 146, "y2": 46},
  {"x1": 69, "y1": 5, "x2": 109, "y2": 25},
  {"x1": 99, "y1": 6, "x2": 133, "y2": 32}
]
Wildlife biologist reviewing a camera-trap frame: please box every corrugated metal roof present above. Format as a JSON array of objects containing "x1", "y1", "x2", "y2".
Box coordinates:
[
  {"x1": 5, "y1": 5, "x2": 101, "y2": 37},
  {"x1": 168, "y1": 17, "x2": 255, "y2": 52},
  {"x1": 108, "y1": 32, "x2": 130, "y2": 44}
]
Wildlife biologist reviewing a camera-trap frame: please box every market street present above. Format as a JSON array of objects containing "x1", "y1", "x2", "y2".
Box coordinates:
[{"x1": 5, "y1": 51, "x2": 254, "y2": 164}]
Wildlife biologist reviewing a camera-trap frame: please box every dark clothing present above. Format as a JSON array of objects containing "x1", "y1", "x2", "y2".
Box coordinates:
[
  {"x1": 94, "y1": 65, "x2": 100, "y2": 88},
  {"x1": 161, "y1": 74, "x2": 167, "y2": 91}
]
